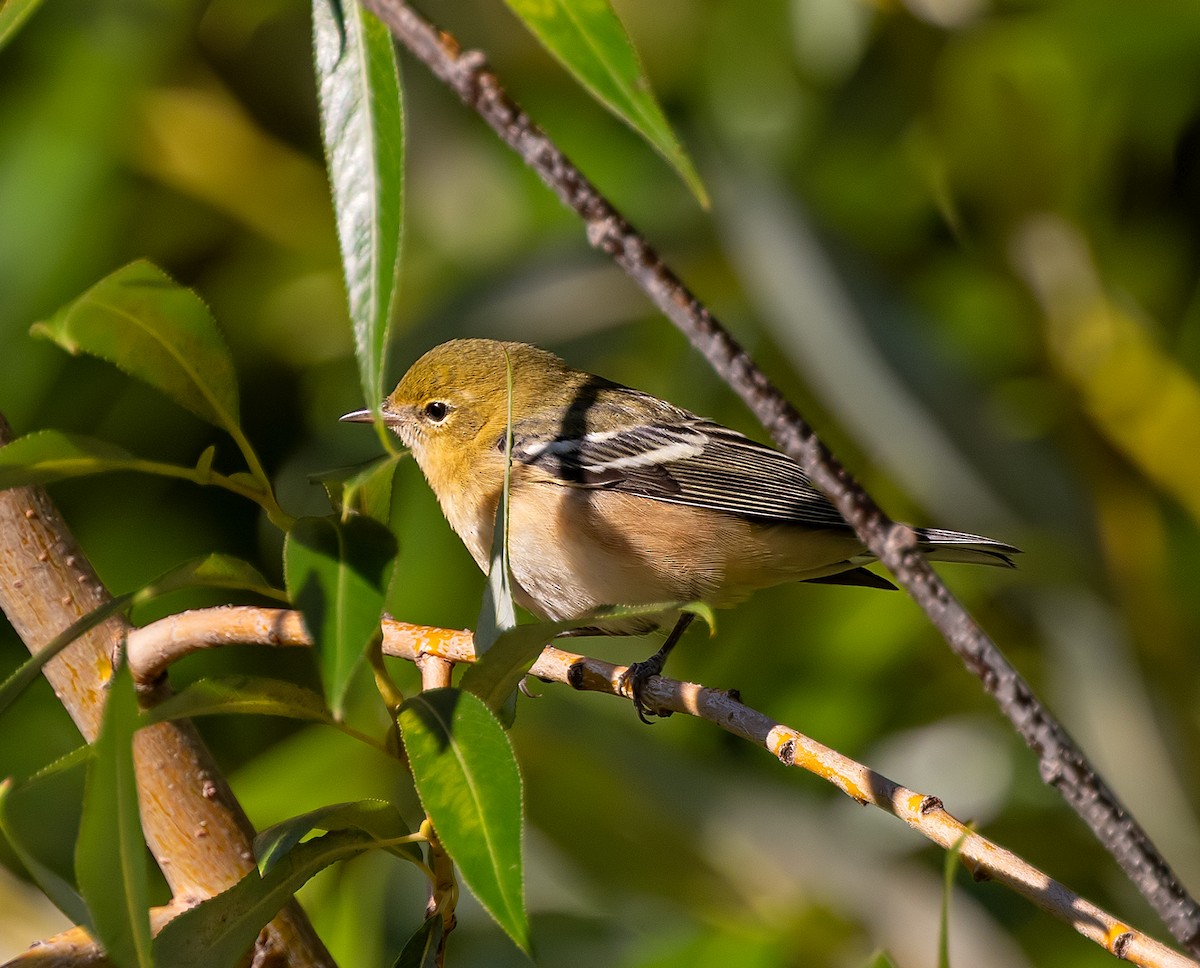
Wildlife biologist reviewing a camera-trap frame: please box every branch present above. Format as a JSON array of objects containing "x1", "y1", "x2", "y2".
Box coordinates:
[
  {"x1": 5, "y1": 904, "x2": 188, "y2": 966},
  {"x1": 124, "y1": 606, "x2": 1198, "y2": 968},
  {"x1": 0, "y1": 416, "x2": 334, "y2": 967},
  {"x1": 354, "y1": 0, "x2": 1200, "y2": 954}
]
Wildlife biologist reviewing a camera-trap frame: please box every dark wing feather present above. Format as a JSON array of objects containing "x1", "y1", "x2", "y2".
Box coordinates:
[{"x1": 512, "y1": 414, "x2": 849, "y2": 529}]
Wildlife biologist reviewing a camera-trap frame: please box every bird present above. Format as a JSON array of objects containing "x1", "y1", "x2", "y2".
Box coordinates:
[{"x1": 342, "y1": 338, "x2": 1017, "y2": 719}]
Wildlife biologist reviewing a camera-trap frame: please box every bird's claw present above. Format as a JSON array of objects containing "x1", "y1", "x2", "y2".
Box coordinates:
[{"x1": 617, "y1": 658, "x2": 671, "y2": 724}]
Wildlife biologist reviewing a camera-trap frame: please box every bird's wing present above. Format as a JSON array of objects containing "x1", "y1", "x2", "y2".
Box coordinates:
[{"x1": 511, "y1": 412, "x2": 849, "y2": 528}]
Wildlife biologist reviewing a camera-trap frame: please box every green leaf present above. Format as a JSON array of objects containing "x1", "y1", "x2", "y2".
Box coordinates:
[
  {"x1": 0, "y1": 431, "x2": 183, "y2": 490},
  {"x1": 285, "y1": 515, "x2": 398, "y2": 717},
  {"x1": 398, "y1": 689, "x2": 528, "y2": 953},
  {"x1": 194, "y1": 444, "x2": 217, "y2": 478},
  {"x1": 31, "y1": 261, "x2": 241, "y2": 435},
  {"x1": 475, "y1": 347, "x2": 517, "y2": 656},
  {"x1": 0, "y1": 779, "x2": 91, "y2": 928},
  {"x1": 0, "y1": 0, "x2": 47, "y2": 52},
  {"x1": 313, "y1": 0, "x2": 405, "y2": 412},
  {"x1": 392, "y1": 914, "x2": 443, "y2": 968},
  {"x1": 144, "y1": 676, "x2": 335, "y2": 728},
  {"x1": 23, "y1": 744, "x2": 93, "y2": 785},
  {"x1": 862, "y1": 953, "x2": 901, "y2": 968},
  {"x1": 255, "y1": 798, "x2": 420, "y2": 876},
  {"x1": 504, "y1": 0, "x2": 707, "y2": 206},
  {"x1": 134, "y1": 552, "x2": 284, "y2": 603},
  {"x1": 76, "y1": 661, "x2": 152, "y2": 968},
  {"x1": 0, "y1": 431, "x2": 281, "y2": 513},
  {"x1": 460, "y1": 621, "x2": 561, "y2": 715},
  {"x1": 143, "y1": 675, "x2": 387, "y2": 753},
  {"x1": 460, "y1": 601, "x2": 714, "y2": 714},
  {"x1": 313, "y1": 454, "x2": 403, "y2": 525},
  {"x1": 939, "y1": 826, "x2": 971, "y2": 968},
  {"x1": 153, "y1": 829, "x2": 385, "y2": 968}
]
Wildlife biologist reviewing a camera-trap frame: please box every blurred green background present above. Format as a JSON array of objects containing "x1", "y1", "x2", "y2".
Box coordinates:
[{"x1": 2, "y1": 0, "x2": 1199, "y2": 965}]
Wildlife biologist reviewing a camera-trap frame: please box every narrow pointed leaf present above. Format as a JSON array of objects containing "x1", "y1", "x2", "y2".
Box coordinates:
[
  {"x1": 939, "y1": 827, "x2": 971, "y2": 968},
  {"x1": 475, "y1": 349, "x2": 517, "y2": 655},
  {"x1": 461, "y1": 600, "x2": 715, "y2": 714},
  {"x1": 0, "y1": 779, "x2": 91, "y2": 927},
  {"x1": 504, "y1": 0, "x2": 706, "y2": 205},
  {"x1": 398, "y1": 689, "x2": 528, "y2": 953},
  {"x1": 0, "y1": 431, "x2": 143, "y2": 489},
  {"x1": 195, "y1": 445, "x2": 217, "y2": 478},
  {"x1": 313, "y1": 454, "x2": 403, "y2": 525},
  {"x1": 313, "y1": 0, "x2": 405, "y2": 411},
  {"x1": 143, "y1": 676, "x2": 336, "y2": 728},
  {"x1": 153, "y1": 829, "x2": 384, "y2": 968},
  {"x1": 31, "y1": 261, "x2": 241, "y2": 435},
  {"x1": 76, "y1": 662, "x2": 152, "y2": 968},
  {"x1": 24, "y1": 745, "x2": 93, "y2": 785},
  {"x1": 460, "y1": 620, "x2": 563, "y2": 715},
  {"x1": 0, "y1": 0, "x2": 46, "y2": 52},
  {"x1": 393, "y1": 914, "x2": 443, "y2": 968},
  {"x1": 255, "y1": 798, "x2": 419, "y2": 875},
  {"x1": 136, "y1": 552, "x2": 285, "y2": 603},
  {"x1": 285, "y1": 515, "x2": 398, "y2": 717},
  {"x1": 475, "y1": 496, "x2": 517, "y2": 655},
  {"x1": 0, "y1": 432, "x2": 273, "y2": 508}
]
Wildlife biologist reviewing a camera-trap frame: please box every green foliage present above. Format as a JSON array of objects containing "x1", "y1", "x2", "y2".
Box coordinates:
[
  {"x1": 314, "y1": 454, "x2": 404, "y2": 526},
  {"x1": 393, "y1": 914, "x2": 444, "y2": 968},
  {"x1": 76, "y1": 662, "x2": 152, "y2": 968},
  {"x1": 0, "y1": 778, "x2": 90, "y2": 927},
  {"x1": 21, "y1": 260, "x2": 289, "y2": 523},
  {"x1": 399, "y1": 689, "x2": 529, "y2": 954},
  {"x1": 0, "y1": 431, "x2": 279, "y2": 506},
  {"x1": 32, "y1": 260, "x2": 240, "y2": 437},
  {"x1": 254, "y1": 799, "x2": 421, "y2": 874},
  {"x1": 143, "y1": 675, "x2": 383, "y2": 751},
  {"x1": 474, "y1": 346, "x2": 518, "y2": 657},
  {"x1": 503, "y1": 0, "x2": 707, "y2": 206},
  {"x1": 0, "y1": 0, "x2": 45, "y2": 52},
  {"x1": 939, "y1": 828, "x2": 971, "y2": 968},
  {"x1": 0, "y1": 431, "x2": 152, "y2": 486},
  {"x1": 313, "y1": 0, "x2": 405, "y2": 433},
  {"x1": 284, "y1": 515, "x2": 398, "y2": 717},
  {"x1": 152, "y1": 828, "x2": 394, "y2": 968}
]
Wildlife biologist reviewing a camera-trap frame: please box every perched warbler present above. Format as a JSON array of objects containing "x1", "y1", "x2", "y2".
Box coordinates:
[{"x1": 343, "y1": 338, "x2": 1016, "y2": 717}]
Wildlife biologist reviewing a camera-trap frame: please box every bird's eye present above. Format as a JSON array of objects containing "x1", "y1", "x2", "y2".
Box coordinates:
[{"x1": 423, "y1": 401, "x2": 449, "y2": 423}]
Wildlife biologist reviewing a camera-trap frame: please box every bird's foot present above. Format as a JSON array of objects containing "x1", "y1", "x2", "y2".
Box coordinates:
[{"x1": 617, "y1": 656, "x2": 673, "y2": 724}]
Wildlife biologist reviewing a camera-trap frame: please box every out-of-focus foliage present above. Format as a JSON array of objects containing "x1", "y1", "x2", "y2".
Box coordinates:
[{"x1": 1, "y1": 0, "x2": 1199, "y2": 965}]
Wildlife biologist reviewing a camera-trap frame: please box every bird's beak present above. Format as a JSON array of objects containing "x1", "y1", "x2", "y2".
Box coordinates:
[{"x1": 339, "y1": 408, "x2": 375, "y2": 424}]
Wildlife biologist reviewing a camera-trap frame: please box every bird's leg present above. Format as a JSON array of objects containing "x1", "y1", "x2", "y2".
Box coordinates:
[{"x1": 618, "y1": 612, "x2": 696, "y2": 723}]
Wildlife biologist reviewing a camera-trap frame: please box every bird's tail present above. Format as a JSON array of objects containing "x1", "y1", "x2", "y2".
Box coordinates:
[{"x1": 915, "y1": 528, "x2": 1019, "y2": 568}]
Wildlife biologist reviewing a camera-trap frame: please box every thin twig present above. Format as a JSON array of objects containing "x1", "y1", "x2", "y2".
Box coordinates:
[
  {"x1": 0, "y1": 417, "x2": 334, "y2": 967},
  {"x1": 415, "y1": 652, "x2": 454, "y2": 691},
  {"x1": 415, "y1": 644, "x2": 457, "y2": 963},
  {"x1": 353, "y1": 0, "x2": 1200, "y2": 953},
  {"x1": 124, "y1": 606, "x2": 1198, "y2": 968}
]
